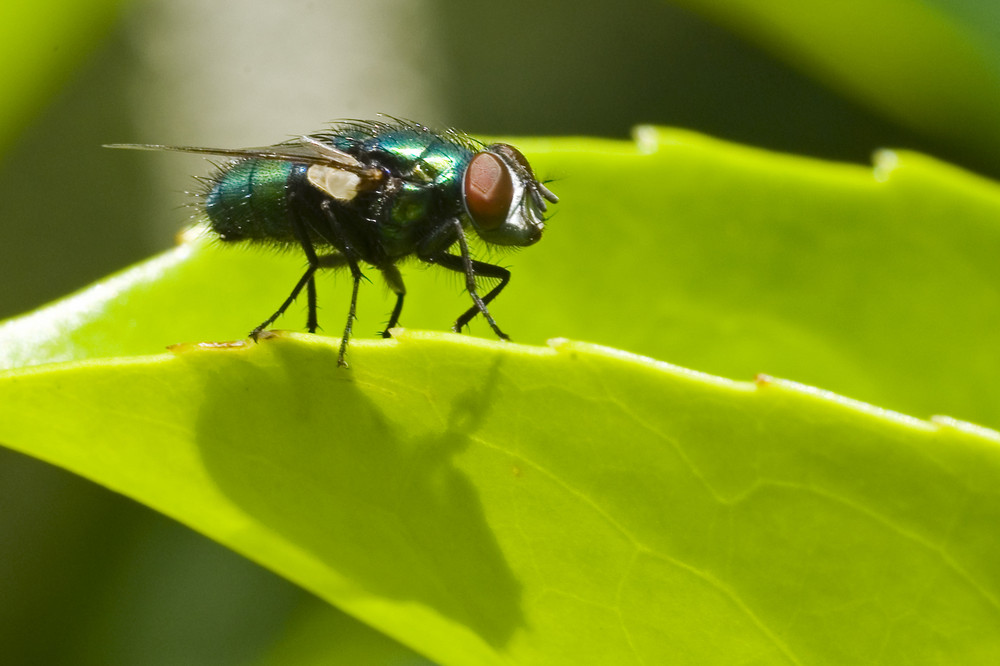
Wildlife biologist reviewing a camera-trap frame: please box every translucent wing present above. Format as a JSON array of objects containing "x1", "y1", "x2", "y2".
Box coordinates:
[{"x1": 104, "y1": 135, "x2": 380, "y2": 179}]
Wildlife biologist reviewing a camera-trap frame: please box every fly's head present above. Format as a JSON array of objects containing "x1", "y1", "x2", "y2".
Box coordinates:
[{"x1": 461, "y1": 143, "x2": 558, "y2": 247}]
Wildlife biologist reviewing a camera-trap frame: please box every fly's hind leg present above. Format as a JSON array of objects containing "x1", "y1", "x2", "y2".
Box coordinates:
[{"x1": 251, "y1": 213, "x2": 321, "y2": 340}]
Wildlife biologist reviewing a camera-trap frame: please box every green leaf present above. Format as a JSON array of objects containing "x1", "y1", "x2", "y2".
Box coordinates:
[
  {"x1": 2, "y1": 129, "x2": 999, "y2": 662},
  {"x1": 668, "y1": 0, "x2": 1000, "y2": 170},
  {"x1": 1, "y1": 333, "x2": 998, "y2": 663}
]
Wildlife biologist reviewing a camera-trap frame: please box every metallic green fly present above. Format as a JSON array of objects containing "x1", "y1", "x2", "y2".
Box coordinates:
[{"x1": 108, "y1": 119, "x2": 557, "y2": 366}]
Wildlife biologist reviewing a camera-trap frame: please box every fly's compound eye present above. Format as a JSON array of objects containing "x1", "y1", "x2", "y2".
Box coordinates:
[{"x1": 464, "y1": 151, "x2": 514, "y2": 230}]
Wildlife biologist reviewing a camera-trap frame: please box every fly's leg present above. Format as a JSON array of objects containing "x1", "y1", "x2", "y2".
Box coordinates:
[
  {"x1": 250, "y1": 212, "x2": 320, "y2": 340},
  {"x1": 339, "y1": 264, "x2": 363, "y2": 367},
  {"x1": 430, "y1": 253, "x2": 511, "y2": 338},
  {"x1": 250, "y1": 264, "x2": 317, "y2": 339},
  {"x1": 424, "y1": 219, "x2": 511, "y2": 340},
  {"x1": 305, "y1": 274, "x2": 318, "y2": 332},
  {"x1": 452, "y1": 260, "x2": 510, "y2": 334},
  {"x1": 319, "y1": 200, "x2": 366, "y2": 367},
  {"x1": 379, "y1": 264, "x2": 406, "y2": 338}
]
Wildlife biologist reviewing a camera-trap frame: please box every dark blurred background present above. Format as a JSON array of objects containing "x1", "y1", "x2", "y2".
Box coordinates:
[{"x1": 0, "y1": 0, "x2": 988, "y2": 662}]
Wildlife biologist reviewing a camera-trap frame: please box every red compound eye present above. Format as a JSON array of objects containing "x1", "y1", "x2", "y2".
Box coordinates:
[{"x1": 464, "y1": 151, "x2": 513, "y2": 230}]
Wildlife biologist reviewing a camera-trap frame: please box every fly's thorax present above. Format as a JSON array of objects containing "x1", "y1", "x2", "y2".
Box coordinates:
[
  {"x1": 374, "y1": 179, "x2": 449, "y2": 259},
  {"x1": 358, "y1": 128, "x2": 470, "y2": 187},
  {"x1": 204, "y1": 159, "x2": 300, "y2": 243}
]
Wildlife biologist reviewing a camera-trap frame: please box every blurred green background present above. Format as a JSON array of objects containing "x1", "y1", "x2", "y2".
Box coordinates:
[{"x1": 2, "y1": 0, "x2": 998, "y2": 662}]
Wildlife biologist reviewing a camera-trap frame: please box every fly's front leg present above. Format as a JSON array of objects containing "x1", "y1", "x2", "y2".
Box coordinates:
[
  {"x1": 424, "y1": 219, "x2": 511, "y2": 340},
  {"x1": 452, "y1": 259, "x2": 510, "y2": 334}
]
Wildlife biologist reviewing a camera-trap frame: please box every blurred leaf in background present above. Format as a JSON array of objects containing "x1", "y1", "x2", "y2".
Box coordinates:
[
  {"x1": 669, "y1": 0, "x2": 1000, "y2": 175},
  {"x1": 0, "y1": 0, "x2": 126, "y2": 152}
]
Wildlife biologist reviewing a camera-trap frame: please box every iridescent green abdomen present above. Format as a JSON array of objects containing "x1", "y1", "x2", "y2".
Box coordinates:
[{"x1": 205, "y1": 159, "x2": 300, "y2": 243}]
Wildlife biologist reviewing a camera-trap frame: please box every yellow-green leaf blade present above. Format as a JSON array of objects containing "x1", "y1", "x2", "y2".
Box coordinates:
[
  {"x1": 1, "y1": 333, "x2": 997, "y2": 663},
  {"x1": 668, "y1": 0, "x2": 1000, "y2": 168}
]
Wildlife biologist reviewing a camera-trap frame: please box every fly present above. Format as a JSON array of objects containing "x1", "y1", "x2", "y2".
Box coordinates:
[{"x1": 107, "y1": 118, "x2": 558, "y2": 367}]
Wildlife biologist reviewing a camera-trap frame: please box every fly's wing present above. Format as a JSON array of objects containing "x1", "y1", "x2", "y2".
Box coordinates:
[{"x1": 104, "y1": 135, "x2": 381, "y2": 180}]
